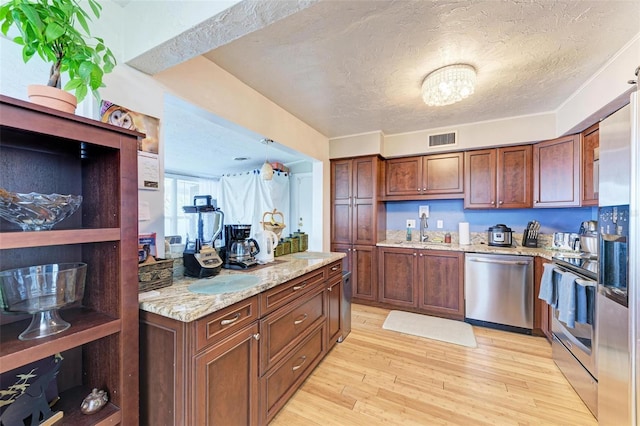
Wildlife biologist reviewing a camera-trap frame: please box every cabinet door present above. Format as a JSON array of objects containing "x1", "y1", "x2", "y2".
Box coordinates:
[
  {"x1": 422, "y1": 152, "x2": 464, "y2": 196},
  {"x1": 417, "y1": 250, "x2": 464, "y2": 319},
  {"x1": 497, "y1": 145, "x2": 532, "y2": 208},
  {"x1": 378, "y1": 247, "x2": 417, "y2": 307},
  {"x1": 581, "y1": 123, "x2": 599, "y2": 206},
  {"x1": 331, "y1": 159, "x2": 353, "y2": 244},
  {"x1": 352, "y1": 156, "x2": 379, "y2": 245},
  {"x1": 533, "y1": 134, "x2": 581, "y2": 207},
  {"x1": 464, "y1": 148, "x2": 496, "y2": 208},
  {"x1": 194, "y1": 323, "x2": 259, "y2": 426},
  {"x1": 385, "y1": 156, "x2": 422, "y2": 196},
  {"x1": 331, "y1": 243, "x2": 352, "y2": 276},
  {"x1": 327, "y1": 274, "x2": 343, "y2": 349},
  {"x1": 352, "y1": 245, "x2": 377, "y2": 302}
]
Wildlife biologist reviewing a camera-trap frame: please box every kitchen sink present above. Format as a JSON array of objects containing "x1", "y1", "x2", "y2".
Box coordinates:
[{"x1": 188, "y1": 274, "x2": 260, "y2": 294}]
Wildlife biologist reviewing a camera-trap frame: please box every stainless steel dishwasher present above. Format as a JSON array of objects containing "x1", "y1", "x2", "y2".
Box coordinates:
[{"x1": 464, "y1": 253, "x2": 533, "y2": 331}]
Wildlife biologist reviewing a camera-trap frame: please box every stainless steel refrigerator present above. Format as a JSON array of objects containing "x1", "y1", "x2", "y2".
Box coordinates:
[{"x1": 597, "y1": 85, "x2": 638, "y2": 425}]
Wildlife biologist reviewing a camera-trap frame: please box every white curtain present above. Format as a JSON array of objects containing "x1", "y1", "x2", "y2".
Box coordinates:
[{"x1": 219, "y1": 171, "x2": 290, "y2": 240}]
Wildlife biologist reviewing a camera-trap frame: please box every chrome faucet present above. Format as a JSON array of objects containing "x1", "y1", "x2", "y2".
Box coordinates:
[{"x1": 420, "y1": 213, "x2": 429, "y2": 242}]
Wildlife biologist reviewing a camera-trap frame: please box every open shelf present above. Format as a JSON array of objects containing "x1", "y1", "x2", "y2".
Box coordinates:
[
  {"x1": 0, "y1": 228, "x2": 121, "y2": 249},
  {"x1": 0, "y1": 308, "x2": 121, "y2": 373},
  {"x1": 54, "y1": 385, "x2": 121, "y2": 426}
]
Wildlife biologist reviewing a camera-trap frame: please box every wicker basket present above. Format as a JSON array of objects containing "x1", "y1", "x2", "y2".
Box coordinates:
[
  {"x1": 261, "y1": 209, "x2": 286, "y2": 239},
  {"x1": 138, "y1": 258, "x2": 174, "y2": 292}
]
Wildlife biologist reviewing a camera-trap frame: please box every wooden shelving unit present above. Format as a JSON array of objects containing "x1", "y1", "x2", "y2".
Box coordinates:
[{"x1": 0, "y1": 95, "x2": 141, "y2": 425}]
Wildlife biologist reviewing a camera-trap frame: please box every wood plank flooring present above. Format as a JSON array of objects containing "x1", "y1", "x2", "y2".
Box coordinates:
[{"x1": 270, "y1": 304, "x2": 597, "y2": 425}]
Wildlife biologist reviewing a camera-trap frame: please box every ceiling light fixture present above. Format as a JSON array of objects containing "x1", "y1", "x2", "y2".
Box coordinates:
[
  {"x1": 421, "y1": 64, "x2": 476, "y2": 107},
  {"x1": 260, "y1": 138, "x2": 274, "y2": 181}
]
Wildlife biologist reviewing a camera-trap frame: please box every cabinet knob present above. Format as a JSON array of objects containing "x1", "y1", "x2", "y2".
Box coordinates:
[
  {"x1": 499, "y1": 200, "x2": 504, "y2": 205},
  {"x1": 423, "y1": 187, "x2": 426, "y2": 191},
  {"x1": 417, "y1": 188, "x2": 421, "y2": 191},
  {"x1": 413, "y1": 253, "x2": 417, "y2": 256},
  {"x1": 491, "y1": 201, "x2": 495, "y2": 205},
  {"x1": 419, "y1": 253, "x2": 423, "y2": 257},
  {"x1": 253, "y1": 333, "x2": 260, "y2": 341}
]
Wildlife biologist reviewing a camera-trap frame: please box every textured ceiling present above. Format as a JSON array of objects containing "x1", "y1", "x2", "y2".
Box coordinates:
[{"x1": 201, "y1": 0, "x2": 640, "y2": 137}]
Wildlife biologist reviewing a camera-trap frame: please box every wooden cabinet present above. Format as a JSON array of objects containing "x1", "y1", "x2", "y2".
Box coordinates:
[
  {"x1": 581, "y1": 123, "x2": 599, "y2": 206},
  {"x1": 140, "y1": 296, "x2": 260, "y2": 425},
  {"x1": 377, "y1": 247, "x2": 464, "y2": 319},
  {"x1": 332, "y1": 243, "x2": 377, "y2": 302},
  {"x1": 0, "y1": 96, "x2": 140, "y2": 424},
  {"x1": 533, "y1": 134, "x2": 581, "y2": 207},
  {"x1": 385, "y1": 152, "x2": 464, "y2": 200},
  {"x1": 417, "y1": 250, "x2": 464, "y2": 320},
  {"x1": 378, "y1": 247, "x2": 418, "y2": 307},
  {"x1": 464, "y1": 145, "x2": 532, "y2": 209},
  {"x1": 330, "y1": 156, "x2": 385, "y2": 246},
  {"x1": 326, "y1": 261, "x2": 344, "y2": 350},
  {"x1": 533, "y1": 256, "x2": 553, "y2": 341}
]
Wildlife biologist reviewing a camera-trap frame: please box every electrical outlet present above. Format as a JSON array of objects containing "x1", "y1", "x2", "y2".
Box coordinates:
[
  {"x1": 419, "y1": 205, "x2": 430, "y2": 218},
  {"x1": 436, "y1": 220, "x2": 444, "y2": 229},
  {"x1": 406, "y1": 219, "x2": 416, "y2": 228}
]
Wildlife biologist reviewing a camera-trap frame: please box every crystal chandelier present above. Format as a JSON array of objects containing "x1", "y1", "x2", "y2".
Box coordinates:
[{"x1": 421, "y1": 64, "x2": 476, "y2": 107}]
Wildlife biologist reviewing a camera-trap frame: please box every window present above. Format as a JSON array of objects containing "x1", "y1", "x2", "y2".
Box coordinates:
[{"x1": 164, "y1": 173, "x2": 219, "y2": 240}]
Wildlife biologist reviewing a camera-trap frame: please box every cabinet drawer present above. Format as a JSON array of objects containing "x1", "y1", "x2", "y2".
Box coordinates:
[
  {"x1": 327, "y1": 260, "x2": 343, "y2": 278},
  {"x1": 261, "y1": 322, "x2": 326, "y2": 424},
  {"x1": 195, "y1": 295, "x2": 259, "y2": 352},
  {"x1": 260, "y1": 268, "x2": 326, "y2": 315},
  {"x1": 260, "y1": 285, "x2": 326, "y2": 374}
]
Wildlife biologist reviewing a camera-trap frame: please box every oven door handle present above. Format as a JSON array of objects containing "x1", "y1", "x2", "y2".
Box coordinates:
[{"x1": 575, "y1": 278, "x2": 596, "y2": 287}]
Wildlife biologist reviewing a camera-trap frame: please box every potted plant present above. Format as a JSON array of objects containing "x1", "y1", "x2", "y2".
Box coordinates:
[{"x1": 0, "y1": 0, "x2": 116, "y2": 113}]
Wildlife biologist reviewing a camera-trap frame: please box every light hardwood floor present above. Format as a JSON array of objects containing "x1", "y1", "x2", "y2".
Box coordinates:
[{"x1": 270, "y1": 303, "x2": 597, "y2": 425}]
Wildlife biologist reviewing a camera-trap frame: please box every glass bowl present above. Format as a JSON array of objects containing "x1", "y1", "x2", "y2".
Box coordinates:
[
  {"x1": 0, "y1": 263, "x2": 87, "y2": 340},
  {"x1": 0, "y1": 189, "x2": 83, "y2": 231}
]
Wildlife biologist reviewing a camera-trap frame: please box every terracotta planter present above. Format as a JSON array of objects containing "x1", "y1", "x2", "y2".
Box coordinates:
[{"x1": 27, "y1": 85, "x2": 77, "y2": 114}]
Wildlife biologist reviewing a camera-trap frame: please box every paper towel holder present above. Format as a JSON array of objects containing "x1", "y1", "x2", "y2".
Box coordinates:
[{"x1": 459, "y1": 222, "x2": 471, "y2": 245}]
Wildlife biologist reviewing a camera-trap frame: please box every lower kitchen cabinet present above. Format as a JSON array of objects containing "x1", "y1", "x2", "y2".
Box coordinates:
[
  {"x1": 194, "y1": 323, "x2": 260, "y2": 426},
  {"x1": 533, "y1": 256, "x2": 553, "y2": 341},
  {"x1": 378, "y1": 247, "x2": 418, "y2": 307},
  {"x1": 418, "y1": 250, "x2": 464, "y2": 319},
  {"x1": 332, "y1": 243, "x2": 377, "y2": 302},
  {"x1": 377, "y1": 247, "x2": 464, "y2": 319},
  {"x1": 327, "y1": 272, "x2": 343, "y2": 350}
]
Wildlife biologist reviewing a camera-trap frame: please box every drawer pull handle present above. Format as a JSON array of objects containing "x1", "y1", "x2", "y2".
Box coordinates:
[
  {"x1": 294, "y1": 313, "x2": 308, "y2": 325},
  {"x1": 220, "y1": 313, "x2": 241, "y2": 326},
  {"x1": 292, "y1": 355, "x2": 307, "y2": 371},
  {"x1": 293, "y1": 282, "x2": 307, "y2": 291},
  {"x1": 331, "y1": 266, "x2": 339, "y2": 271}
]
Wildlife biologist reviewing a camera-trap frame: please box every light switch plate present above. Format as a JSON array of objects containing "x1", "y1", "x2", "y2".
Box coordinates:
[
  {"x1": 436, "y1": 220, "x2": 444, "y2": 229},
  {"x1": 406, "y1": 219, "x2": 416, "y2": 228},
  {"x1": 419, "y1": 205, "x2": 430, "y2": 218}
]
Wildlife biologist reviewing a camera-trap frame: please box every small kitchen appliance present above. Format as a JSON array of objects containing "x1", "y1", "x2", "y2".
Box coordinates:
[
  {"x1": 488, "y1": 224, "x2": 513, "y2": 247},
  {"x1": 182, "y1": 195, "x2": 224, "y2": 278},
  {"x1": 254, "y1": 229, "x2": 278, "y2": 264},
  {"x1": 222, "y1": 224, "x2": 260, "y2": 269}
]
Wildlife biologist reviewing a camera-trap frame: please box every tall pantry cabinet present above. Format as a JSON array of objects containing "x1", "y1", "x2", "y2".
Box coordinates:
[
  {"x1": 330, "y1": 156, "x2": 385, "y2": 302},
  {"x1": 0, "y1": 96, "x2": 140, "y2": 424}
]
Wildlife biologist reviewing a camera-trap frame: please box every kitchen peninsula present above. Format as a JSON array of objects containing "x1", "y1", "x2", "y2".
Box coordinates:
[{"x1": 138, "y1": 252, "x2": 345, "y2": 425}]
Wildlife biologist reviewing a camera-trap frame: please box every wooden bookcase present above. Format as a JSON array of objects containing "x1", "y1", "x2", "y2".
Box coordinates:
[{"x1": 0, "y1": 95, "x2": 140, "y2": 424}]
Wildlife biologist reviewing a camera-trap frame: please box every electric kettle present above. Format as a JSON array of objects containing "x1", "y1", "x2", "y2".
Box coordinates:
[{"x1": 255, "y1": 230, "x2": 278, "y2": 264}]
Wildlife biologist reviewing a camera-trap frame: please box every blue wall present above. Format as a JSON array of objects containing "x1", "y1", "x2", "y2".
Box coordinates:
[{"x1": 386, "y1": 200, "x2": 597, "y2": 234}]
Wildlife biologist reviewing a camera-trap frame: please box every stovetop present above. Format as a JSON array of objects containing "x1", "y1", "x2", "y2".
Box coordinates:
[{"x1": 552, "y1": 252, "x2": 598, "y2": 280}]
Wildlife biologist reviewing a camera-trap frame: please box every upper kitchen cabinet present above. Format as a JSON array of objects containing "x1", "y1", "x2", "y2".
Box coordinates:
[
  {"x1": 330, "y1": 156, "x2": 385, "y2": 245},
  {"x1": 0, "y1": 95, "x2": 140, "y2": 424},
  {"x1": 581, "y1": 123, "x2": 599, "y2": 206},
  {"x1": 533, "y1": 134, "x2": 581, "y2": 207},
  {"x1": 384, "y1": 152, "x2": 464, "y2": 200},
  {"x1": 464, "y1": 145, "x2": 532, "y2": 209}
]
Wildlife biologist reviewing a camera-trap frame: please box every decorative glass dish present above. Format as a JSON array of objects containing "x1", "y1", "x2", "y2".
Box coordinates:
[
  {"x1": 0, "y1": 189, "x2": 83, "y2": 231},
  {"x1": 0, "y1": 263, "x2": 87, "y2": 340}
]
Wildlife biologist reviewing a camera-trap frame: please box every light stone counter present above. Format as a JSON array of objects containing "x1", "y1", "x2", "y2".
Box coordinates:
[
  {"x1": 138, "y1": 252, "x2": 345, "y2": 323},
  {"x1": 377, "y1": 239, "x2": 562, "y2": 260}
]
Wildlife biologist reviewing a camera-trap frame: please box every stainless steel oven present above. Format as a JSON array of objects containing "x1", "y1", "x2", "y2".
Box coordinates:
[{"x1": 550, "y1": 254, "x2": 598, "y2": 417}]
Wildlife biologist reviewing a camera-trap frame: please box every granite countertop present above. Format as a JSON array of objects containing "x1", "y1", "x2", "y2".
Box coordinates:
[
  {"x1": 376, "y1": 239, "x2": 562, "y2": 260},
  {"x1": 138, "y1": 252, "x2": 345, "y2": 323}
]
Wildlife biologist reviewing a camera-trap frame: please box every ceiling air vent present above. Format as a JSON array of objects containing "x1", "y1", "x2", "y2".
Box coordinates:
[{"x1": 428, "y1": 131, "x2": 457, "y2": 148}]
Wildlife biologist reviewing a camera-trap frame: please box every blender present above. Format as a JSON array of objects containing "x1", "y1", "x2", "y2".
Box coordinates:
[
  {"x1": 182, "y1": 195, "x2": 224, "y2": 278},
  {"x1": 221, "y1": 224, "x2": 260, "y2": 269}
]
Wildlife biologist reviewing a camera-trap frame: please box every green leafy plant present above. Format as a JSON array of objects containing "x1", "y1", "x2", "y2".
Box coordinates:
[{"x1": 0, "y1": 0, "x2": 116, "y2": 102}]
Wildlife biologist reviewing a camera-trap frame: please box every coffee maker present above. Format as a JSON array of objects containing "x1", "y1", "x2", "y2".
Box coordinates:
[
  {"x1": 183, "y1": 195, "x2": 224, "y2": 278},
  {"x1": 221, "y1": 224, "x2": 260, "y2": 269}
]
